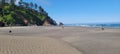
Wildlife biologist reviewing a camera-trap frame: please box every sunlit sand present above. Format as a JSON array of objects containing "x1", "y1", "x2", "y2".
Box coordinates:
[{"x1": 0, "y1": 26, "x2": 120, "y2": 54}]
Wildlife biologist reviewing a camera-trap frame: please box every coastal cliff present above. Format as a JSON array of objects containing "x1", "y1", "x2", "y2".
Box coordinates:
[{"x1": 0, "y1": 0, "x2": 57, "y2": 27}]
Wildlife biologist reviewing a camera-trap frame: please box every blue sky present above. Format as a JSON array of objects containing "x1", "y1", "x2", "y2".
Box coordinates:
[{"x1": 17, "y1": 0, "x2": 120, "y2": 24}]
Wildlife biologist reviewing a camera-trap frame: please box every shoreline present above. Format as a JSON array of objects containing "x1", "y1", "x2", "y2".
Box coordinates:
[{"x1": 0, "y1": 26, "x2": 120, "y2": 29}]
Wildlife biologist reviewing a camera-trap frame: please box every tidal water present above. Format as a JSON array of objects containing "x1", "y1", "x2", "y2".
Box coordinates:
[{"x1": 64, "y1": 23, "x2": 120, "y2": 28}]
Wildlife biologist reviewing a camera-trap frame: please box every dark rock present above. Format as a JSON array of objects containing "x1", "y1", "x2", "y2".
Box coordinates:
[{"x1": 0, "y1": 21, "x2": 5, "y2": 27}]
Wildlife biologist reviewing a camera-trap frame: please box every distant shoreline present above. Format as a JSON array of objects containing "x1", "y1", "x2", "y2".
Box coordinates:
[
  {"x1": 1, "y1": 23, "x2": 120, "y2": 28},
  {"x1": 64, "y1": 23, "x2": 120, "y2": 28},
  {"x1": 0, "y1": 26, "x2": 120, "y2": 29}
]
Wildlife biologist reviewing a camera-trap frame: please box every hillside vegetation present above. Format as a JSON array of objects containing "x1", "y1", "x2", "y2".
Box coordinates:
[{"x1": 0, "y1": 0, "x2": 57, "y2": 26}]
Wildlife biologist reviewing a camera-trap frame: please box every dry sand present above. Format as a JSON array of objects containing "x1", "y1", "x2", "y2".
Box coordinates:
[
  {"x1": 0, "y1": 26, "x2": 120, "y2": 54},
  {"x1": 0, "y1": 35, "x2": 82, "y2": 54}
]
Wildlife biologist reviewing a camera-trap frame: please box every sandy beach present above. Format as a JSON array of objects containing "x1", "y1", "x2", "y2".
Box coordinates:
[{"x1": 0, "y1": 26, "x2": 120, "y2": 54}]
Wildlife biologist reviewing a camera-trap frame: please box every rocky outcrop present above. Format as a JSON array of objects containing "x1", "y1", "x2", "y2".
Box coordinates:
[
  {"x1": 43, "y1": 17, "x2": 57, "y2": 26},
  {"x1": 0, "y1": 21, "x2": 5, "y2": 27}
]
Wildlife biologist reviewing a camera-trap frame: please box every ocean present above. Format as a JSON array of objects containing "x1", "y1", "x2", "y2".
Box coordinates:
[{"x1": 64, "y1": 23, "x2": 120, "y2": 28}]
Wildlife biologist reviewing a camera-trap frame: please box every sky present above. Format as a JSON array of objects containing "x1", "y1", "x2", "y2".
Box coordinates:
[{"x1": 16, "y1": 0, "x2": 120, "y2": 24}]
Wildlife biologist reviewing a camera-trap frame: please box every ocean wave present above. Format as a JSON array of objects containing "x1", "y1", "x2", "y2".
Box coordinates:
[{"x1": 64, "y1": 23, "x2": 120, "y2": 28}]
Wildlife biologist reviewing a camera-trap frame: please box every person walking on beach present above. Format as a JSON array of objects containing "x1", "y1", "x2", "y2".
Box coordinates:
[
  {"x1": 101, "y1": 24, "x2": 104, "y2": 30},
  {"x1": 101, "y1": 27, "x2": 104, "y2": 30}
]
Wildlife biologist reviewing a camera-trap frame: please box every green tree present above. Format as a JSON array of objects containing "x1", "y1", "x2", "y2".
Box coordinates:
[
  {"x1": 39, "y1": 6, "x2": 44, "y2": 13},
  {"x1": 0, "y1": 9, "x2": 4, "y2": 16},
  {"x1": 23, "y1": 2, "x2": 29, "y2": 8},
  {"x1": 39, "y1": 6, "x2": 48, "y2": 15},
  {"x1": 19, "y1": 0, "x2": 23, "y2": 3},
  {"x1": 1, "y1": 0, "x2": 5, "y2": 8},
  {"x1": 5, "y1": 0, "x2": 9, "y2": 3},
  {"x1": 0, "y1": 0, "x2": 9, "y2": 8},
  {"x1": 9, "y1": 0, "x2": 16, "y2": 11},
  {"x1": 4, "y1": 14, "x2": 15, "y2": 25},
  {"x1": 30, "y1": 2, "x2": 33, "y2": 8},
  {"x1": 18, "y1": 0, "x2": 23, "y2": 6},
  {"x1": 34, "y1": 3, "x2": 37, "y2": 9},
  {"x1": 10, "y1": 0, "x2": 16, "y2": 5}
]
